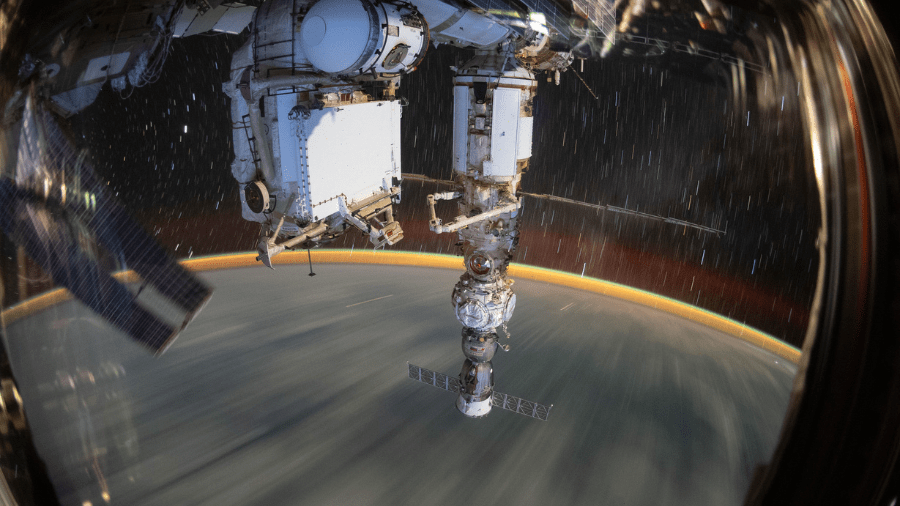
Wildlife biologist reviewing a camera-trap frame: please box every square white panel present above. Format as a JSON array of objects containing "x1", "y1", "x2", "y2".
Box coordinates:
[
  {"x1": 174, "y1": 4, "x2": 255, "y2": 38},
  {"x1": 80, "y1": 53, "x2": 130, "y2": 83},
  {"x1": 213, "y1": 6, "x2": 256, "y2": 34},
  {"x1": 297, "y1": 101, "x2": 401, "y2": 220},
  {"x1": 488, "y1": 87, "x2": 520, "y2": 177},
  {"x1": 453, "y1": 86, "x2": 470, "y2": 173},
  {"x1": 516, "y1": 116, "x2": 533, "y2": 160}
]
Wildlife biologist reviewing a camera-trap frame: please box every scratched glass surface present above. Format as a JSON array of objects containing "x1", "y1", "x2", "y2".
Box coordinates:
[
  {"x1": 67, "y1": 19, "x2": 818, "y2": 347},
  {"x1": 3, "y1": 1, "x2": 877, "y2": 505}
]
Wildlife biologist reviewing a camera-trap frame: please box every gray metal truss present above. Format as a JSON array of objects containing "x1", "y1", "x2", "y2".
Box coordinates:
[
  {"x1": 407, "y1": 363, "x2": 553, "y2": 421},
  {"x1": 408, "y1": 363, "x2": 461, "y2": 393},
  {"x1": 491, "y1": 391, "x2": 553, "y2": 421}
]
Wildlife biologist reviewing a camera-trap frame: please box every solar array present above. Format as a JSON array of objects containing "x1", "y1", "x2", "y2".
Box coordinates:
[
  {"x1": 0, "y1": 94, "x2": 211, "y2": 354},
  {"x1": 408, "y1": 363, "x2": 461, "y2": 393},
  {"x1": 407, "y1": 363, "x2": 553, "y2": 420},
  {"x1": 491, "y1": 391, "x2": 553, "y2": 421}
]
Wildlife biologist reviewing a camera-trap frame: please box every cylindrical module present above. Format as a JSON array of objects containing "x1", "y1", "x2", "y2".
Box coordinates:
[
  {"x1": 298, "y1": 0, "x2": 429, "y2": 76},
  {"x1": 446, "y1": 52, "x2": 534, "y2": 337},
  {"x1": 456, "y1": 359, "x2": 494, "y2": 417},
  {"x1": 452, "y1": 273, "x2": 516, "y2": 331},
  {"x1": 444, "y1": 53, "x2": 536, "y2": 418},
  {"x1": 451, "y1": 64, "x2": 536, "y2": 183}
]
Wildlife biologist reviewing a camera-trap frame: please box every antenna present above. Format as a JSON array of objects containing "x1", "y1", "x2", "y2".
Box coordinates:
[
  {"x1": 570, "y1": 64, "x2": 601, "y2": 104},
  {"x1": 307, "y1": 247, "x2": 316, "y2": 276},
  {"x1": 519, "y1": 192, "x2": 727, "y2": 236}
]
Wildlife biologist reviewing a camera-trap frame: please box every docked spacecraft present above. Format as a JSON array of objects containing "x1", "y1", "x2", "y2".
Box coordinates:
[
  {"x1": 2, "y1": 0, "x2": 738, "y2": 417},
  {"x1": 3, "y1": 0, "x2": 611, "y2": 414},
  {"x1": 0, "y1": 0, "x2": 610, "y2": 412},
  {"x1": 194, "y1": 0, "x2": 584, "y2": 417},
  {"x1": 215, "y1": 0, "x2": 430, "y2": 266},
  {"x1": 208, "y1": 0, "x2": 584, "y2": 269}
]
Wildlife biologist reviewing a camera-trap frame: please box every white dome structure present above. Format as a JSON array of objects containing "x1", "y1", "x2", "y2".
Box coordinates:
[{"x1": 299, "y1": 0, "x2": 377, "y2": 73}]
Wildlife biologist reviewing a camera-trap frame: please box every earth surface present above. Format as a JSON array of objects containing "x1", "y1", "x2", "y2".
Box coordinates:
[{"x1": 3, "y1": 261, "x2": 797, "y2": 505}]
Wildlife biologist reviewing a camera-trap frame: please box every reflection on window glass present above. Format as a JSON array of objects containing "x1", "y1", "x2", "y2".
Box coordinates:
[{"x1": 1, "y1": 0, "x2": 894, "y2": 505}]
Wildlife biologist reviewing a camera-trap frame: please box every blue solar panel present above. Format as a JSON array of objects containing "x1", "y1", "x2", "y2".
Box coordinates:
[{"x1": 0, "y1": 96, "x2": 211, "y2": 354}]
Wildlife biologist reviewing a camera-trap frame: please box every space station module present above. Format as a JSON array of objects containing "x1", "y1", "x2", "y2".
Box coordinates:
[
  {"x1": 181, "y1": 0, "x2": 573, "y2": 416},
  {"x1": 5, "y1": 0, "x2": 604, "y2": 412},
  {"x1": 215, "y1": 0, "x2": 430, "y2": 266},
  {"x1": 189, "y1": 0, "x2": 569, "y2": 272}
]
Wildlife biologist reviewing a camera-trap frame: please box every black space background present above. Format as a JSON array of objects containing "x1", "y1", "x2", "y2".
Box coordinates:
[{"x1": 21, "y1": 1, "x2": 900, "y2": 346}]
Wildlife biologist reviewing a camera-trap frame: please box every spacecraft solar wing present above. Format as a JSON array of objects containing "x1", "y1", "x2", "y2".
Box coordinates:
[
  {"x1": 571, "y1": 0, "x2": 616, "y2": 37},
  {"x1": 20, "y1": 101, "x2": 212, "y2": 315},
  {"x1": 407, "y1": 363, "x2": 461, "y2": 393},
  {"x1": 491, "y1": 391, "x2": 553, "y2": 421},
  {"x1": 0, "y1": 182, "x2": 182, "y2": 352},
  {"x1": 0, "y1": 93, "x2": 211, "y2": 354}
]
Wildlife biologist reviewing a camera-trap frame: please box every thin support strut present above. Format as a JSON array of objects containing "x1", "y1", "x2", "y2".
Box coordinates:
[
  {"x1": 571, "y1": 65, "x2": 601, "y2": 103},
  {"x1": 402, "y1": 173, "x2": 726, "y2": 236}
]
